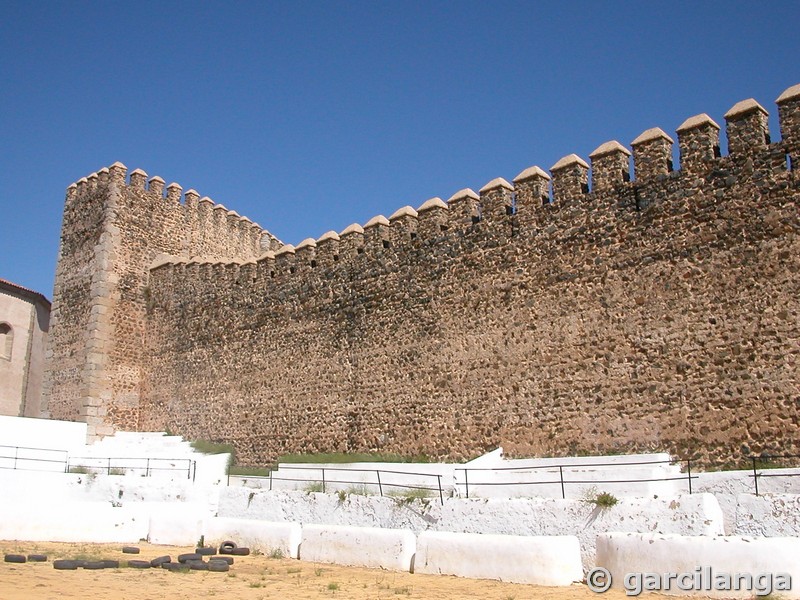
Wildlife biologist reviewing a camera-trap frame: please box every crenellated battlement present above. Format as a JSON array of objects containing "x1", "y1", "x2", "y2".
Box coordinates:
[
  {"x1": 147, "y1": 82, "x2": 800, "y2": 289},
  {"x1": 47, "y1": 82, "x2": 800, "y2": 464},
  {"x1": 65, "y1": 162, "x2": 280, "y2": 260}
]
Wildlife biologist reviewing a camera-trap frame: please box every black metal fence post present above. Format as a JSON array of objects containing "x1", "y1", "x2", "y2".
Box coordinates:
[
  {"x1": 107, "y1": 457, "x2": 111, "y2": 475},
  {"x1": 687, "y1": 459, "x2": 692, "y2": 494},
  {"x1": 376, "y1": 470, "x2": 383, "y2": 497},
  {"x1": 269, "y1": 469, "x2": 273, "y2": 491},
  {"x1": 146, "y1": 458, "x2": 150, "y2": 477},
  {"x1": 464, "y1": 469, "x2": 469, "y2": 499},
  {"x1": 13, "y1": 446, "x2": 18, "y2": 471},
  {"x1": 322, "y1": 469, "x2": 326, "y2": 493},
  {"x1": 752, "y1": 456, "x2": 759, "y2": 496},
  {"x1": 437, "y1": 475, "x2": 444, "y2": 505},
  {"x1": 559, "y1": 465, "x2": 565, "y2": 499}
]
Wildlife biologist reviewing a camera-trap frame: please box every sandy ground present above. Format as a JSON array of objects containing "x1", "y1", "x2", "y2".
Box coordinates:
[{"x1": 0, "y1": 540, "x2": 639, "y2": 600}]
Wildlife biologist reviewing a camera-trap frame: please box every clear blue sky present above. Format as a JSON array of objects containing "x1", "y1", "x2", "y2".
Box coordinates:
[{"x1": 2, "y1": 1, "x2": 798, "y2": 297}]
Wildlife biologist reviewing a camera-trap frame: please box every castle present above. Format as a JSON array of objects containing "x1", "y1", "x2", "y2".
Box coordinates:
[{"x1": 42, "y1": 83, "x2": 800, "y2": 466}]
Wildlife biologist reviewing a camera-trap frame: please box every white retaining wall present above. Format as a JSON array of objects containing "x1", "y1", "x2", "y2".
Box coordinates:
[
  {"x1": 734, "y1": 493, "x2": 800, "y2": 537},
  {"x1": 218, "y1": 488, "x2": 725, "y2": 571},
  {"x1": 147, "y1": 504, "x2": 208, "y2": 546},
  {"x1": 300, "y1": 524, "x2": 416, "y2": 571},
  {"x1": 204, "y1": 517, "x2": 302, "y2": 558},
  {"x1": 0, "y1": 501, "x2": 150, "y2": 543},
  {"x1": 694, "y1": 469, "x2": 800, "y2": 534},
  {"x1": 596, "y1": 532, "x2": 800, "y2": 598},
  {"x1": 231, "y1": 451, "x2": 687, "y2": 499},
  {"x1": 0, "y1": 416, "x2": 87, "y2": 472},
  {"x1": 415, "y1": 531, "x2": 583, "y2": 586},
  {"x1": 0, "y1": 415, "x2": 87, "y2": 450}
]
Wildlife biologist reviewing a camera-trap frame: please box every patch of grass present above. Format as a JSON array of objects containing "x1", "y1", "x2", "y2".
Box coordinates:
[
  {"x1": 68, "y1": 466, "x2": 91, "y2": 474},
  {"x1": 268, "y1": 548, "x2": 284, "y2": 559},
  {"x1": 278, "y1": 452, "x2": 431, "y2": 464},
  {"x1": 394, "y1": 585, "x2": 412, "y2": 595},
  {"x1": 189, "y1": 439, "x2": 236, "y2": 470},
  {"x1": 582, "y1": 487, "x2": 619, "y2": 508},
  {"x1": 346, "y1": 484, "x2": 372, "y2": 496},
  {"x1": 389, "y1": 488, "x2": 433, "y2": 504},
  {"x1": 229, "y1": 466, "x2": 272, "y2": 477},
  {"x1": 305, "y1": 482, "x2": 325, "y2": 493},
  {"x1": 327, "y1": 581, "x2": 340, "y2": 591},
  {"x1": 315, "y1": 567, "x2": 328, "y2": 576},
  {"x1": 287, "y1": 567, "x2": 302, "y2": 574},
  {"x1": 249, "y1": 582, "x2": 264, "y2": 588}
]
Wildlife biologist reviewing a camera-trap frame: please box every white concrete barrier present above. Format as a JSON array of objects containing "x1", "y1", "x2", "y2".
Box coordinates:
[
  {"x1": 147, "y1": 504, "x2": 206, "y2": 545},
  {"x1": 0, "y1": 501, "x2": 148, "y2": 543},
  {"x1": 300, "y1": 524, "x2": 415, "y2": 571},
  {"x1": 204, "y1": 517, "x2": 301, "y2": 558},
  {"x1": 734, "y1": 493, "x2": 800, "y2": 536},
  {"x1": 415, "y1": 531, "x2": 583, "y2": 585},
  {"x1": 596, "y1": 533, "x2": 800, "y2": 598}
]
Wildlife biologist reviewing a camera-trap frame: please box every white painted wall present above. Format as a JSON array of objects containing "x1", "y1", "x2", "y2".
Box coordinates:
[
  {"x1": 0, "y1": 419, "x2": 229, "y2": 486},
  {"x1": 0, "y1": 415, "x2": 86, "y2": 472},
  {"x1": 0, "y1": 501, "x2": 149, "y2": 543},
  {"x1": 300, "y1": 524, "x2": 416, "y2": 571},
  {"x1": 218, "y1": 488, "x2": 725, "y2": 572},
  {"x1": 734, "y1": 493, "x2": 800, "y2": 537},
  {"x1": 694, "y1": 468, "x2": 800, "y2": 534},
  {"x1": 232, "y1": 451, "x2": 687, "y2": 500},
  {"x1": 148, "y1": 504, "x2": 207, "y2": 546},
  {"x1": 204, "y1": 517, "x2": 302, "y2": 558},
  {"x1": 596, "y1": 532, "x2": 800, "y2": 598},
  {"x1": 415, "y1": 531, "x2": 583, "y2": 586}
]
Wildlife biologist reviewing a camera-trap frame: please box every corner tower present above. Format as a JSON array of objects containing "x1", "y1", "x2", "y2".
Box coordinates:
[{"x1": 43, "y1": 163, "x2": 278, "y2": 439}]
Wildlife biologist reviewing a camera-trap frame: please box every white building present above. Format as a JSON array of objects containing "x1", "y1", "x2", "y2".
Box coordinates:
[{"x1": 0, "y1": 278, "x2": 50, "y2": 417}]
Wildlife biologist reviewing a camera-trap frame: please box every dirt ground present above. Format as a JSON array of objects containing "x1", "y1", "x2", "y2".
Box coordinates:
[{"x1": 0, "y1": 540, "x2": 638, "y2": 600}]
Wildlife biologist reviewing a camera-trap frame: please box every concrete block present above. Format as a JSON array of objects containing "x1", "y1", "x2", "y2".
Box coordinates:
[
  {"x1": 204, "y1": 517, "x2": 301, "y2": 558},
  {"x1": 596, "y1": 533, "x2": 800, "y2": 598},
  {"x1": 415, "y1": 531, "x2": 583, "y2": 585},
  {"x1": 147, "y1": 504, "x2": 206, "y2": 545},
  {"x1": 300, "y1": 524, "x2": 415, "y2": 571},
  {"x1": 0, "y1": 501, "x2": 148, "y2": 543}
]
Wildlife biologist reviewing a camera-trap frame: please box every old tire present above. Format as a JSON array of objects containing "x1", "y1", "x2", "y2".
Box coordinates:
[
  {"x1": 188, "y1": 560, "x2": 208, "y2": 571},
  {"x1": 218, "y1": 541, "x2": 237, "y2": 554},
  {"x1": 230, "y1": 547, "x2": 250, "y2": 556},
  {"x1": 126, "y1": 560, "x2": 151, "y2": 569},
  {"x1": 27, "y1": 554, "x2": 48, "y2": 562},
  {"x1": 4, "y1": 554, "x2": 26, "y2": 563},
  {"x1": 208, "y1": 560, "x2": 229, "y2": 572},
  {"x1": 195, "y1": 547, "x2": 216, "y2": 556},
  {"x1": 102, "y1": 560, "x2": 120, "y2": 568},
  {"x1": 53, "y1": 560, "x2": 79, "y2": 570},
  {"x1": 177, "y1": 553, "x2": 201, "y2": 563},
  {"x1": 209, "y1": 556, "x2": 233, "y2": 565},
  {"x1": 121, "y1": 546, "x2": 140, "y2": 554},
  {"x1": 84, "y1": 561, "x2": 106, "y2": 570},
  {"x1": 150, "y1": 555, "x2": 171, "y2": 567}
]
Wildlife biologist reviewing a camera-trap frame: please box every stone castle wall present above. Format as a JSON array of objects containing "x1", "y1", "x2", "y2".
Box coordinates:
[
  {"x1": 46, "y1": 84, "x2": 800, "y2": 462},
  {"x1": 43, "y1": 165, "x2": 280, "y2": 438}
]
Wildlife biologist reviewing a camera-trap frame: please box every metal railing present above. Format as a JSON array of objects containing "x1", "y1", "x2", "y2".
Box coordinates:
[
  {"x1": 0, "y1": 444, "x2": 69, "y2": 472},
  {"x1": 0, "y1": 444, "x2": 196, "y2": 480},
  {"x1": 67, "y1": 456, "x2": 197, "y2": 480},
  {"x1": 230, "y1": 465, "x2": 447, "y2": 504},
  {"x1": 454, "y1": 458, "x2": 697, "y2": 499},
  {"x1": 749, "y1": 454, "x2": 800, "y2": 496}
]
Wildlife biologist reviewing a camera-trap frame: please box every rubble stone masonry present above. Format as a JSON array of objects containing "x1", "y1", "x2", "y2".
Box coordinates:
[{"x1": 44, "y1": 83, "x2": 800, "y2": 465}]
